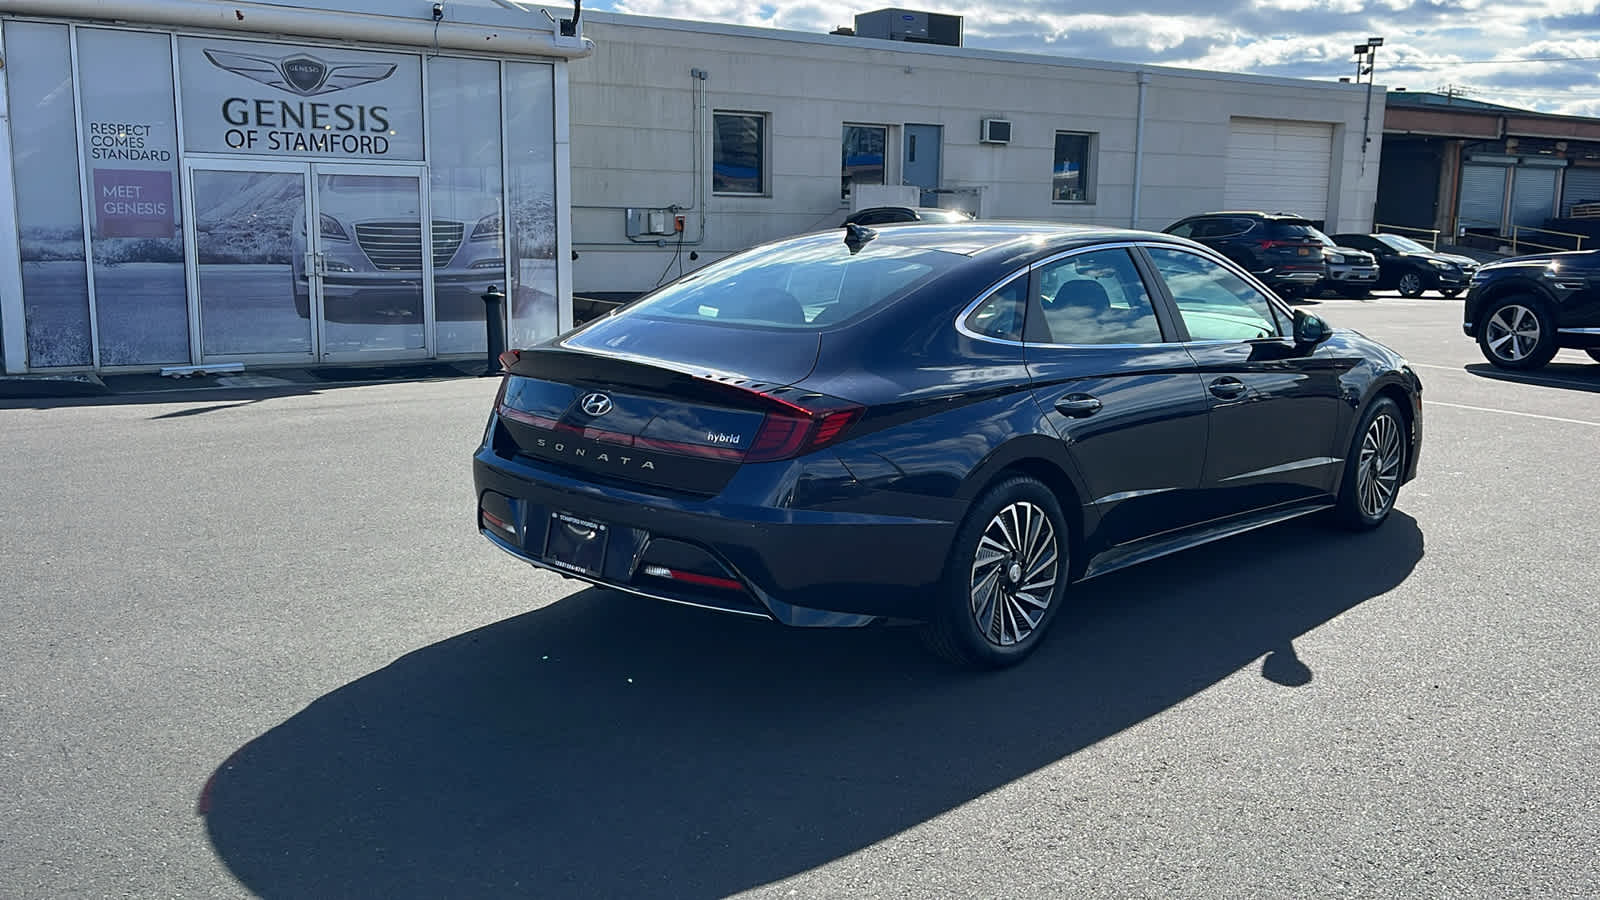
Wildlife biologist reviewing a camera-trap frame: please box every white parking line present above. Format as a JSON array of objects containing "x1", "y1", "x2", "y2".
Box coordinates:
[
  {"x1": 1426, "y1": 400, "x2": 1600, "y2": 428},
  {"x1": 1408, "y1": 362, "x2": 1600, "y2": 391}
]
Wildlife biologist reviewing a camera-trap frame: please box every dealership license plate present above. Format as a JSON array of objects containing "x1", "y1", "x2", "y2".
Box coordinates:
[
  {"x1": 544, "y1": 512, "x2": 609, "y2": 577},
  {"x1": 1297, "y1": 247, "x2": 1310, "y2": 256}
]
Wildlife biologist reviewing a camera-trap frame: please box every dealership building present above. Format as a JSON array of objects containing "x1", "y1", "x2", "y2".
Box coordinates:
[
  {"x1": 0, "y1": 0, "x2": 588, "y2": 375},
  {"x1": 1, "y1": 2, "x2": 1385, "y2": 375}
]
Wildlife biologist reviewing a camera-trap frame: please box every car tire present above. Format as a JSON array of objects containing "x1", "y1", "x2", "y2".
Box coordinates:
[
  {"x1": 1477, "y1": 294, "x2": 1558, "y2": 371},
  {"x1": 1439, "y1": 288, "x2": 1462, "y2": 298},
  {"x1": 1397, "y1": 272, "x2": 1425, "y2": 297},
  {"x1": 920, "y1": 475, "x2": 1070, "y2": 670},
  {"x1": 1332, "y1": 397, "x2": 1407, "y2": 531}
]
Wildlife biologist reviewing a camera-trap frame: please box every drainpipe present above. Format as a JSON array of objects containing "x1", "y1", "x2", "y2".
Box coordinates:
[
  {"x1": 1130, "y1": 70, "x2": 1150, "y2": 229},
  {"x1": 0, "y1": 0, "x2": 596, "y2": 58}
]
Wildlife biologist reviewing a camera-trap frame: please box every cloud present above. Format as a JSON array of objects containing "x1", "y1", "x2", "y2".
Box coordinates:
[{"x1": 590, "y1": 0, "x2": 1600, "y2": 115}]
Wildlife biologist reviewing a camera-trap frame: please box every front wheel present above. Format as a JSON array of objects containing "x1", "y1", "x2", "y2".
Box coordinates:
[
  {"x1": 1477, "y1": 295, "x2": 1557, "y2": 370},
  {"x1": 920, "y1": 476, "x2": 1070, "y2": 670},
  {"x1": 1332, "y1": 397, "x2": 1407, "y2": 531},
  {"x1": 1397, "y1": 271, "x2": 1425, "y2": 297}
]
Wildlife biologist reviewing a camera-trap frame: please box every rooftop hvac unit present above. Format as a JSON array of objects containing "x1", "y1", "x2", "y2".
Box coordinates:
[
  {"x1": 852, "y1": 9, "x2": 963, "y2": 47},
  {"x1": 980, "y1": 118, "x2": 1012, "y2": 144}
]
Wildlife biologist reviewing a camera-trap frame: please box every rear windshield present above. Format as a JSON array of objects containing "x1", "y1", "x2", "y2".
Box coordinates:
[
  {"x1": 1263, "y1": 220, "x2": 1319, "y2": 239},
  {"x1": 620, "y1": 236, "x2": 962, "y2": 329}
]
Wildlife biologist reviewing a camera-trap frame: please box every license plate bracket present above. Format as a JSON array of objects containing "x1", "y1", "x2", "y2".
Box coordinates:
[{"x1": 544, "y1": 512, "x2": 609, "y2": 577}]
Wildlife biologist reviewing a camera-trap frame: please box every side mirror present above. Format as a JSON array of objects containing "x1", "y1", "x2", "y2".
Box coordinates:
[{"x1": 1293, "y1": 309, "x2": 1333, "y2": 346}]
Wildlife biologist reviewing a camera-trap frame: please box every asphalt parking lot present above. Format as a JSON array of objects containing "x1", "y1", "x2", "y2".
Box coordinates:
[{"x1": 3, "y1": 290, "x2": 1598, "y2": 899}]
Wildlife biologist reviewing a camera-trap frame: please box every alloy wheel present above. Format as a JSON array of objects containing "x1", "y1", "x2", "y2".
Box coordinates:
[
  {"x1": 1356, "y1": 411, "x2": 1404, "y2": 520},
  {"x1": 970, "y1": 501, "x2": 1059, "y2": 646},
  {"x1": 1398, "y1": 273, "x2": 1423, "y2": 296},
  {"x1": 1484, "y1": 304, "x2": 1541, "y2": 362}
]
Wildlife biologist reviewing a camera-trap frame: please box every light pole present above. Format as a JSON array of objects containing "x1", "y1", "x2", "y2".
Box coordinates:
[{"x1": 1357, "y1": 36, "x2": 1383, "y2": 173}]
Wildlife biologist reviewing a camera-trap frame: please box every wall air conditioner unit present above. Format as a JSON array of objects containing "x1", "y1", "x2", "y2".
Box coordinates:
[{"x1": 980, "y1": 118, "x2": 1012, "y2": 145}]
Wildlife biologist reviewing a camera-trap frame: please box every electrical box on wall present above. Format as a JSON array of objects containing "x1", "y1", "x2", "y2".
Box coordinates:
[{"x1": 626, "y1": 208, "x2": 679, "y2": 238}]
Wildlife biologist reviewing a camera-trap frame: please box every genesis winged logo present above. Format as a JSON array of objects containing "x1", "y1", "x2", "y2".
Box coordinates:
[{"x1": 204, "y1": 49, "x2": 397, "y2": 97}]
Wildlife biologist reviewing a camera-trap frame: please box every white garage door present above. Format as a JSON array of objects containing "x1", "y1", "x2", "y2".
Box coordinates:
[{"x1": 1224, "y1": 118, "x2": 1334, "y2": 222}]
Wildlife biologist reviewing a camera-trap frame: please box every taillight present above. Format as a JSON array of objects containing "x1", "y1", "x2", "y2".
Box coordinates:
[
  {"x1": 745, "y1": 404, "x2": 863, "y2": 463},
  {"x1": 498, "y1": 349, "x2": 521, "y2": 371},
  {"x1": 1258, "y1": 240, "x2": 1283, "y2": 250}
]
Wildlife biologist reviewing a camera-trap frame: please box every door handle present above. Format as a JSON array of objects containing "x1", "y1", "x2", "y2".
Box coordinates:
[
  {"x1": 1208, "y1": 377, "x2": 1247, "y2": 400},
  {"x1": 1055, "y1": 394, "x2": 1102, "y2": 417}
]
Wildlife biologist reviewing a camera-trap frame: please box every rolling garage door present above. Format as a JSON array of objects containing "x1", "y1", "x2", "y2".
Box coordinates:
[
  {"x1": 1224, "y1": 118, "x2": 1334, "y2": 222},
  {"x1": 1562, "y1": 166, "x2": 1600, "y2": 216}
]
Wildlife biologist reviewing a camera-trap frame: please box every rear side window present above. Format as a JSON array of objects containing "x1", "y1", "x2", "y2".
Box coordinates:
[
  {"x1": 964, "y1": 272, "x2": 1028, "y2": 342},
  {"x1": 1033, "y1": 248, "x2": 1164, "y2": 345},
  {"x1": 623, "y1": 238, "x2": 961, "y2": 329}
]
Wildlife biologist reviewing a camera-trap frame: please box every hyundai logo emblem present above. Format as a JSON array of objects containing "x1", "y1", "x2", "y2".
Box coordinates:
[{"x1": 579, "y1": 392, "x2": 613, "y2": 417}]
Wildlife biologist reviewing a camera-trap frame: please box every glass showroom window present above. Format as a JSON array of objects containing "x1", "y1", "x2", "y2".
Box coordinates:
[
  {"x1": 429, "y1": 56, "x2": 505, "y2": 355},
  {"x1": 1052, "y1": 132, "x2": 1096, "y2": 203},
  {"x1": 714, "y1": 112, "x2": 766, "y2": 195},
  {"x1": 504, "y1": 62, "x2": 558, "y2": 349},
  {"x1": 77, "y1": 27, "x2": 189, "y2": 367},
  {"x1": 842, "y1": 124, "x2": 887, "y2": 201},
  {"x1": 7, "y1": 22, "x2": 92, "y2": 367}
]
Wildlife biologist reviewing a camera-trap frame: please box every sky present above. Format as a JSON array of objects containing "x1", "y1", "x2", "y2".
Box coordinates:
[{"x1": 585, "y1": 0, "x2": 1600, "y2": 118}]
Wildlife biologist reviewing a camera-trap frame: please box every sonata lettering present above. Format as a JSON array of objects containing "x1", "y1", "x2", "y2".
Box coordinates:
[{"x1": 533, "y1": 438, "x2": 656, "y2": 470}]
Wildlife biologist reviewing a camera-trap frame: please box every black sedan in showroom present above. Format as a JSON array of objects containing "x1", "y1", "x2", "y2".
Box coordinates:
[
  {"x1": 474, "y1": 223, "x2": 1423, "y2": 669},
  {"x1": 1330, "y1": 233, "x2": 1479, "y2": 297},
  {"x1": 1463, "y1": 248, "x2": 1600, "y2": 369}
]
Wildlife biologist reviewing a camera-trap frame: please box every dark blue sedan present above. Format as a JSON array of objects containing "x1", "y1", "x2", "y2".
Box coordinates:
[{"x1": 475, "y1": 223, "x2": 1423, "y2": 668}]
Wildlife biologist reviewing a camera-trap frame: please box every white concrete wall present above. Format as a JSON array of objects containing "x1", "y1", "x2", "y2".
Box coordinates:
[{"x1": 567, "y1": 13, "x2": 1384, "y2": 296}]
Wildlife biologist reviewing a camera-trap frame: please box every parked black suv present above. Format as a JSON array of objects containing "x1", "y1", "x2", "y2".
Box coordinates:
[
  {"x1": 1163, "y1": 212, "x2": 1326, "y2": 296},
  {"x1": 1463, "y1": 249, "x2": 1600, "y2": 370}
]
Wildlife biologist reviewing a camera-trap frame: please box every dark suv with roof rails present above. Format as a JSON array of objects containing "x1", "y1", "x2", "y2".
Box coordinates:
[{"x1": 1163, "y1": 212, "x2": 1327, "y2": 297}]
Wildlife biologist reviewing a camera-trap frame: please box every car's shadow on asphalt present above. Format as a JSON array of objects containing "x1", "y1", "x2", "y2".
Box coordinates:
[
  {"x1": 202, "y1": 512, "x2": 1424, "y2": 898},
  {"x1": 1462, "y1": 361, "x2": 1600, "y2": 393}
]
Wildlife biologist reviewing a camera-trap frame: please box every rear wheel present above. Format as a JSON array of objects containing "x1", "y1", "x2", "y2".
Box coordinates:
[
  {"x1": 1397, "y1": 271, "x2": 1425, "y2": 297},
  {"x1": 1332, "y1": 397, "x2": 1407, "y2": 531},
  {"x1": 920, "y1": 476, "x2": 1069, "y2": 670},
  {"x1": 1478, "y1": 295, "x2": 1557, "y2": 370}
]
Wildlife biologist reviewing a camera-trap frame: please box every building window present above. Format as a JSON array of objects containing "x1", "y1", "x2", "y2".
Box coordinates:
[
  {"x1": 842, "y1": 124, "x2": 888, "y2": 201},
  {"x1": 714, "y1": 112, "x2": 767, "y2": 195},
  {"x1": 1052, "y1": 132, "x2": 1095, "y2": 203}
]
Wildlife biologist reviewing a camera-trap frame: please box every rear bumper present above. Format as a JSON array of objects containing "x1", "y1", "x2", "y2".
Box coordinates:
[{"x1": 473, "y1": 445, "x2": 959, "y2": 626}]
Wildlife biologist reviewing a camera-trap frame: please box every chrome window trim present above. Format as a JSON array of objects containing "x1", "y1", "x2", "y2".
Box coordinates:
[
  {"x1": 953, "y1": 238, "x2": 1294, "y2": 350},
  {"x1": 1558, "y1": 327, "x2": 1600, "y2": 335}
]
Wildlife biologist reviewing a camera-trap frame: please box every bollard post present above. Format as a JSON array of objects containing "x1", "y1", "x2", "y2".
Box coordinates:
[{"x1": 482, "y1": 285, "x2": 507, "y2": 377}]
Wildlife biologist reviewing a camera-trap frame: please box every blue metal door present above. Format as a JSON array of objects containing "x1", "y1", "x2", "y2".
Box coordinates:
[{"x1": 903, "y1": 124, "x2": 942, "y2": 207}]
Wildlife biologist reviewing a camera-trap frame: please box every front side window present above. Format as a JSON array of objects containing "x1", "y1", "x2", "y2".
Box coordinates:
[
  {"x1": 1051, "y1": 132, "x2": 1095, "y2": 203},
  {"x1": 964, "y1": 272, "x2": 1028, "y2": 342},
  {"x1": 842, "y1": 124, "x2": 887, "y2": 201},
  {"x1": 1144, "y1": 246, "x2": 1284, "y2": 341},
  {"x1": 1033, "y1": 249, "x2": 1162, "y2": 345},
  {"x1": 714, "y1": 112, "x2": 766, "y2": 195}
]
